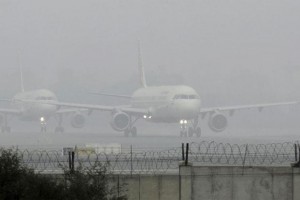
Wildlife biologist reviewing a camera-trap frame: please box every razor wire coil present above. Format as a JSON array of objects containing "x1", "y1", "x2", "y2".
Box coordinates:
[{"x1": 3, "y1": 141, "x2": 297, "y2": 174}]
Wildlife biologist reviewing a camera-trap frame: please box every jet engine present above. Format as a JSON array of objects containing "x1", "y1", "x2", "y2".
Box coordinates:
[
  {"x1": 208, "y1": 113, "x2": 228, "y2": 132},
  {"x1": 71, "y1": 113, "x2": 86, "y2": 129},
  {"x1": 110, "y1": 112, "x2": 130, "y2": 131}
]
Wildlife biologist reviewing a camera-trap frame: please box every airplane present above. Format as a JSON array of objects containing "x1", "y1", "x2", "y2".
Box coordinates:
[
  {"x1": 20, "y1": 45, "x2": 298, "y2": 137},
  {"x1": 0, "y1": 67, "x2": 88, "y2": 133}
]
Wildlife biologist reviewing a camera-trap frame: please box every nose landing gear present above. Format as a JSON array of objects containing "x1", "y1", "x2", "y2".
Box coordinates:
[
  {"x1": 40, "y1": 117, "x2": 47, "y2": 133},
  {"x1": 180, "y1": 118, "x2": 201, "y2": 137},
  {"x1": 1, "y1": 114, "x2": 11, "y2": 133},
  {"x1": 180, "y1": 120, "x2": 188, "y2": 137}
]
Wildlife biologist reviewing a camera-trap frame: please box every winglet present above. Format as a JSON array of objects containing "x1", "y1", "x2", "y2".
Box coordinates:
[{"x1": 138, "y1": 40, "x2": 147, "y2": 88}]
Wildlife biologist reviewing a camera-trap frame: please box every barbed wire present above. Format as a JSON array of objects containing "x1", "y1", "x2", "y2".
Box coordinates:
[
  {"x1": 189, "y1": 141, "x2": 296, "y2": 166},
  {"x1": 9, "y1": 141, "x2": 298, "y2": 174}
]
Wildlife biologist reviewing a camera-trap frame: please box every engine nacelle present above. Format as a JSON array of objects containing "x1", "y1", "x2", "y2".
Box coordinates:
[
  {"x1": 71, "y1": 113, "x2": 86, "y2": 129},
  {"x1": 208, "y1": 113, "x2": 228, "y2": 132},
  {"x1": 110, "y1": 112, "x2": 130, "y2": 132}
]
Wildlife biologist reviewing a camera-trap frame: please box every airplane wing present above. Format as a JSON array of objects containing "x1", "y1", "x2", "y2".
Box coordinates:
[
  {"x1": 0, "y1": 108, "x2": 22, "y2": 115},
  {"x1": 20, "y1": 100, "x2": 149, "y2": 116},
  {"x1": 55, "y1": 108, "x2": 89, "y2": 115},
  {"x1": 53, "y1": 102, "x2": 149, "y2": 115},
  {"x1": 200, "y1": 101, "x2": 298, "y2": 115}
]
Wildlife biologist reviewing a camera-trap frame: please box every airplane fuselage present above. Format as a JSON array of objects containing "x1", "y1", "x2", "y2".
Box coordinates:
[
  {"x1": 12, "y1": 89, "x2": 58, "y2": 121},
  {"x1": 131, "y1": 85, "x2": 201, "y2": 123}
]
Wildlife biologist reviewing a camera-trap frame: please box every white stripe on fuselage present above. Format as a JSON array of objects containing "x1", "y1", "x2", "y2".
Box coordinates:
[
  {"x1": 131, "y1": 85, "x2": 201, "y2": 123},
  {"x1": 12, "y1": 89, "x2": 58, "y2": 121}
]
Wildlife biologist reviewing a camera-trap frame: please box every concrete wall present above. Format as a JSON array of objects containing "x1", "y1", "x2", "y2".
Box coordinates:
[
  {"x1": 110, "y1": 175, "x2": 180, "y2": 200},
  {"x1": 184, "y1": 166, "x2": 294, "y2": 200},
  {"x1": 110, "y1": 166, "x2": 300, "y2": 200}
]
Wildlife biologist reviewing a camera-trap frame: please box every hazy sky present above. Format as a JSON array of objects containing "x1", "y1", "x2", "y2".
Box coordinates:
[
  {"x1": 0, "y1": 0, "x2": 300, "y2": 106},
  {"x1": 0, "y1": 0, "x2": 300, "y2": 136}
]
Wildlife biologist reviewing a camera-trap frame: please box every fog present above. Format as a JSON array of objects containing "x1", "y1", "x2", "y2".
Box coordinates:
[{"x1": 0, "y1": 0, "x2": 300, "y2": 144}]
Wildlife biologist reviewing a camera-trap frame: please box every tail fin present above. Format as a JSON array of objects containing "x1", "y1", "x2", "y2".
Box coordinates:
[
  {"x1": 18, "y1": 55, "x2": 25, "y2": 92},
  {"x1": 138, "y1": 41, "x2": 147, "y2": 88}
]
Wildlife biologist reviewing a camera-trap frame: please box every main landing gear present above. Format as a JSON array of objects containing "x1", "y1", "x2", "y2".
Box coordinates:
[
  {"x1": 123, "y1": 116, "x2": 138, "y2": 137},
  {"x1": 1, "y1": 115, "x2": 11, "y2": 133},
  {"x1": 188, "y1": 126, "x2": 201, "y2": 137},
  {"x1": 55, "y1": 115, "x2": 64, "y2": 133},
  {"x1": 1, "y1": 126, "x2": 11, "y2": 133},
  {"x1": 124, "y1": 127, "x2": 137, "y2": 137},
  {"x1": 180, "y1": 118, "x2": 201, "y2": 137}
]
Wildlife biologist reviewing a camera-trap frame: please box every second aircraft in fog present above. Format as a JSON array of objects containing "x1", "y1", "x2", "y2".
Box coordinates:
[{"x1": 0, "y1": 69, "x2": 87, "y2": 133}]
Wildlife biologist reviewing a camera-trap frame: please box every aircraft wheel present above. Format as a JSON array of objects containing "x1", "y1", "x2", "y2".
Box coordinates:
[
  {"x1": 195, "y1": 127, "x2": 201, "y2": 137},
  {"x1": 188, "y1": 127, "x2": 194, "y2": 137},
  {"x1": 2, "y1": 127, "x2": 10, "y2": 133},
  {"x1": 55, "y1": 127, "x2": 64, "y2": 133},
  {"x1": 124, "y1": 129, "x2": 130, "y2": 137},
  {"x1": 131, "y1": 127, "x2": 137, "y2": 137},
  {"x1": 41, "y1": 127, "x2": 47, "y2": 133},
  {"x1": 180, "y1": 131, "x2": 187, "y2": 137}
]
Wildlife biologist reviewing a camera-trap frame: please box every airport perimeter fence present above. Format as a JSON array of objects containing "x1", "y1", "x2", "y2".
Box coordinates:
[{"x1": 11, "y1": 141, "x2": 299, "y2": 174}]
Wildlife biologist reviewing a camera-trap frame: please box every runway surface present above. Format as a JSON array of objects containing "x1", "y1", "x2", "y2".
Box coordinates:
[{"x1": 0, "y1": 129, "x2": 299, "y2": 151}]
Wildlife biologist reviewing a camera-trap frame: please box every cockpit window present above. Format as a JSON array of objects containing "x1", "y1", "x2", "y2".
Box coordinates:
[
  {"x1": 181, "y1": 95, "x2": 189, "y2": 99},
  {"x1": 189, "y1": 95, "x2": 198, "y2": 99}
]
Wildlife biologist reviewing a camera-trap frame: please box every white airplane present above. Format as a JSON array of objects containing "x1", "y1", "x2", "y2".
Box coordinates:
[
  {"x1": 21, "y1": 46, "x2": 298, "y2": 137},
  {"x1": 0, "y1": 68, "x2": 88, "y2": 133}
]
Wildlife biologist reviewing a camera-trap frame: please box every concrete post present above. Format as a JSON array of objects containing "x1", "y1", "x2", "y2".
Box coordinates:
[
  {"x1": 179, "y1": 163, "x2": 193, "y2": 200},
  {"x1": 293, "y1": 168, "x2": 300, "y2": 200}
]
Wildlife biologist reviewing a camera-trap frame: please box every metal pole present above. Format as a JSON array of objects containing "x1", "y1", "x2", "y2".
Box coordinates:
[
  {"x1": 68, "y1": 152, "x2": 71, "y2": 171},
  {"x1": 71, "y1": 151, "x2": 75, "y2": 172},
  {"x1": 298, "y1": 144, "x2": 300, "y2": 164},
  {"x1": 130, "y1": 145, "x2": 133, "y2": 176},
  {"x1": 185, "y1": 143, "x2": 189, "y2": 166},
  {"x1": 182, "y1": 143, "x2": 185, "y2": 161},
  {"x1": 117, "y1": 175, "x2": 120, "y2": 198},
  {"x1": 242, "y1": 144, "x2": 248, "y2": 174},
  {"x1": 295, "y1": 143, "x2": 298, "y2": 162}
]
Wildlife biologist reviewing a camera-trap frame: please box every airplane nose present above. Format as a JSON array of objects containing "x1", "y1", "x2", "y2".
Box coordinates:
[
  {"x1": 177, "y1": 100, "x2": 201, "y2": 118},
  {"x1": 40, "y1": 104, "x2": 57, "y2": 114}
]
